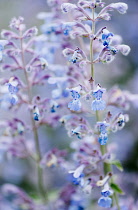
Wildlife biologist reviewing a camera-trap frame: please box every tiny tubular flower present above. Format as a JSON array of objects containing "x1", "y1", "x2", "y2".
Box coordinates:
[
  {"x1": 97, "y1": 121, "x2": 109, "y2": 145},
  {"x1": 69, "y1": 164, "x2": 85, "y2": 179},
  {"x1": 8, "y1": 77, "x2": 18, "y2": 94},
  {"x1": 101, "y1": 29, "x2": 114, "y2": 47},
  {"x1": 33, "y1": 106, "x2": 40, "y2": 121},
  {"x1": 96, "y1": 174, "x2": 111, "y2": 187},
  {"x1": 68, "y1": 86, "x2": 82, "y2": 112},
  {"x1": 91, "y1": 85, "x2": 106, "y2": 111}
]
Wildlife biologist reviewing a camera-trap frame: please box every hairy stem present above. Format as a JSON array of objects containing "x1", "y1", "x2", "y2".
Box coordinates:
[
  {"x1": 20, "y1": 32, "x2": 48, "y2": 202},
  {"x1": 90, "y1": 8, "x2": 120, "y2": 210},
  {"x1": 90, "y1": 7, "x2": 95, "y2": 79}
]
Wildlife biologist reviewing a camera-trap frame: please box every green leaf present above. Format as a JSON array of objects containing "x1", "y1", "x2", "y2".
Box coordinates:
[
  {"x1": 110, "y1": 182, "x2": 124, "y2": 195},
  {"x1": 111, "y1": 160, "x2": 123, "y2": 172}
]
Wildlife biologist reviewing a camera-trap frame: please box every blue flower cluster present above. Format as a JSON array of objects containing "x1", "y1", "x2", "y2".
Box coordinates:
[
  {"x1": 91, "y1": 85, "x2": 106, "y2": 111},
  {"x1": 97, "y1": 121, "x2": 109, "y2": 145}
]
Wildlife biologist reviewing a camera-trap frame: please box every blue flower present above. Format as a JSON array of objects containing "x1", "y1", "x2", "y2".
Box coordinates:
[
  {"x1": 72, "y1": 128, "x2": 81, "y2": 139},
  {"x1": 97, "y1": 121, "x2": 109, "y2": 145},
  {"x1": 70, "y1": 173, "x2": 84, "y2": 185},
  {"x1": 62, "y1": 22, "x2": 75, "y2": 36},
  {"x1": 93, "y1": 90, "x2": 104, "y2": 100},
  {"x1": 68, "y1": 99, "x2": 81, "y2": 111},
  {"x1": 68, "y1": 87, "x2": 82, "y2": 112},
  {"x1": 0, "y1": 44, "x2": 4, "y2": 51},
  {"x1": 102, "y1": 30, "x2": 113, "y2": 47},
  {"x1": 98, "y1": 196, "x2": 112, "y2": 208},
  {"x1": 33, "y1": 106, "x2": 40, "y2": 121},
  {"x1": 101, "y1": 190, "x2": 111, "y2": 197},
  {"x1": 34, "y1": 113, "x2": 39, "y2": 121},
  {"x1": 98, "y1": 133, "x2": 108, "y2": 145},
  {"x1": 71, "y1": 90, "x2": 80, "y2": 99},
  {"x1": 17, "y1": 122, "x2": 24, "y2": 135},
  {"x1": 41, "y1": 23, "x2": 60, "y2": 35},
  {"x1": 93, "y1": 85, "x2": 105, "y2": 100},
  {"x1": 109, "y1": 46, "x2": 118, "y2": 55},
  {"x1": 62, "y1": 25, "x2": 72, "y2": 36},
  {"x1": 97, "y1": 121, "x2": 109, "y2": 134},
  {"x1": 8, "y1": 84, "x2": 18, "y2": 94},
  {"x1": 6, "y1": 77, "x2": 19, "y2": 105},
  {"x1": 10, "y1": 95, "x2": 18, "y2": 105},
  {"x1": 70, "y1": 50, "x2": 83, "y2": 64},
  {"x1": 62, "y1": 89, "x2": 69, "y2": 98},
  {"x1": 91, "y1": 99, "x2": 106, "y2": 111},
  {"x1": 91, "y1": 85, "x2": 106, "y2": 111},
  {"x1": 0, "y1": 40, "x2": 8, "y2": 61},
  {"x1": 50, "y1": 104, "x2": 59, "y2": 113}
]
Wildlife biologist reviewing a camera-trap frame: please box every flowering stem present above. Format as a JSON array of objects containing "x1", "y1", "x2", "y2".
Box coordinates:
[
  {"x1": 90, "y1": 8, "x2": 120, "y2": 210},
  {"x1": 20, "y1": 32, "x2": 48, "y2": 203}
]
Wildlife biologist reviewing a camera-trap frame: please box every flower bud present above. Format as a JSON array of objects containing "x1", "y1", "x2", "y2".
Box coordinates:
[
  {"x1": 61, "y1": 3, "x2": 77, "y2": 13},
  {"x1": 23, "y1": 27, "x2": 38, "y2": 39},
  {"x1": 117, "y1": 44, "x2": 131, "y2": 56},
  {"x1": 111, "y1": 2, "x2": 128, "y2": 14}
]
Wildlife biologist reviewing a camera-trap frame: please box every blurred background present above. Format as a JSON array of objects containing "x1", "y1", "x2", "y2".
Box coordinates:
[{"x1": 0, "y1": 0, "x2": 138, "y2": 204}]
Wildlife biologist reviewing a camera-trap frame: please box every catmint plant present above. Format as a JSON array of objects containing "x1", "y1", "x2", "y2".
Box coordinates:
[
  {"x1": 54, "y1": 0, "x2": 134, "y2": 209},
  {"x1": 0, "y1": 16, "x2": 51, "y2": 209}
]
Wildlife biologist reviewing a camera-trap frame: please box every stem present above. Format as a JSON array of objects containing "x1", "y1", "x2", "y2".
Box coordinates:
[
  {"x1": 20, "y1": 32, "x2": 48, "y2": 202},
  {"x1": 90, "y1": 7, "x2": 95, "y2": 79},
  {"x1": 90, "y1": 8, "x2": 120, "y2": 210}
]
